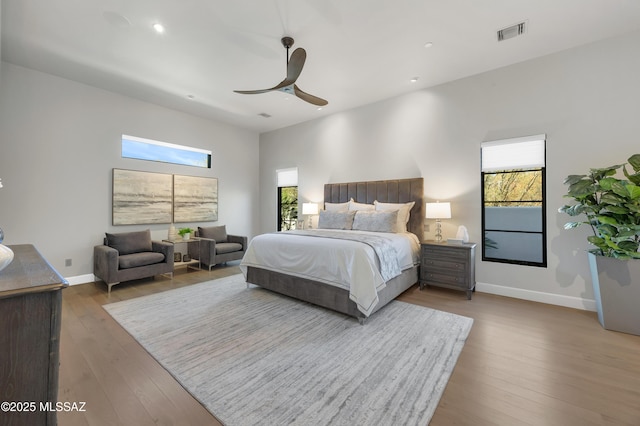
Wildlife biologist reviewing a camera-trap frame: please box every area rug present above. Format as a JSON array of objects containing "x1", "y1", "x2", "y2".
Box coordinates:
[{"x1": 104, "y1": 274, "x2": 473, "y2": 426}]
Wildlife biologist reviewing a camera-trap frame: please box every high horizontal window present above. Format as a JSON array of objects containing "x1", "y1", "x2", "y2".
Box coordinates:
[
  {"x1": 122, "y1": 135, "x2": 211, "y2": 168},
  {"x1": 481, "y1": 134, "x2": 547, "y2": 267}
]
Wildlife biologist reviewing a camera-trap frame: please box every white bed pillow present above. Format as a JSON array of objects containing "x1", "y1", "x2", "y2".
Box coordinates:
[
  {"x1": 317, "y1": 210, "x2": 357, "y2": 230},
  {"x1": 324, "y1": 199, "x2": 351, "y2": 212},
  {"x1": 352, "y1": 210, "x2": 399, "y2": 233},
  {"x1": 349, "y1": 200, "x2": 375, "y2": 211},
  {"x1": 374, "y1": 200, "x2": 415, "y2": 233}
]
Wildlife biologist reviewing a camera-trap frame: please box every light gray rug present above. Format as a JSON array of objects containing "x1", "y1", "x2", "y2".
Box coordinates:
[{"x1": 104, "y1": 274, "x2": 473, "y2": 426}]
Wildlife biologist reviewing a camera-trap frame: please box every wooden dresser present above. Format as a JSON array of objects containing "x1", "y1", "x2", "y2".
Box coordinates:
[
  {"x1": 420, "y1": 241, "x2": 476, "y2": 299},
  {"x1": 0, "y1": 244, "x2": 68, "y2": 426}
]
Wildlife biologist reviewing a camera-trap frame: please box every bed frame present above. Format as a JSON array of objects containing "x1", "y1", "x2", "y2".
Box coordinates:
[{"x1": 246, "y1": 177, "x2": 424, "y2": 323}]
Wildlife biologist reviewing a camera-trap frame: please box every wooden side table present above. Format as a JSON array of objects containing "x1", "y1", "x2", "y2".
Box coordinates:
[{"x1": 420, "y1": 241, "x2": 476, "y2": 299}]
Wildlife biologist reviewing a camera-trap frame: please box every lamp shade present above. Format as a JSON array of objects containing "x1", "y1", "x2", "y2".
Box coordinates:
[
  {"x1": 302, "y1": 202, "x2": 319, "y2": 215},
  {"x1": 425, "y1": 202, "x2": 451, "y2": 219}
]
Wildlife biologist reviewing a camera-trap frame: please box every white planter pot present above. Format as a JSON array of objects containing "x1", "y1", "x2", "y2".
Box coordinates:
[
  {"x1": 182, "y1": 233, "x2": 191, "y2": 241},
  {"x1": 588, "y1": 251, "x2": 640, "y2": 336}
]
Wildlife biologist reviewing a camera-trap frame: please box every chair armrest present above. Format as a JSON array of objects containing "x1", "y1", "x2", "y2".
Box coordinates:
[
  {"x1": 190, "y1": 237, "x2": 215, "y2": 262},
  {"x1": 94, "y1": 245, "x2": 119, "y2": 283},
  {"x1": 227, "y1": 234, "x2": 247, "y2": 250},
  {"x1": 152, "y1": 240, "x2": 174, "y2": 266}
]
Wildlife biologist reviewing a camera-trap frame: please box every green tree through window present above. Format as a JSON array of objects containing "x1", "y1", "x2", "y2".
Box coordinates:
[{"x1": 278, "y1": 186, "x2": 298, "y2": 231}]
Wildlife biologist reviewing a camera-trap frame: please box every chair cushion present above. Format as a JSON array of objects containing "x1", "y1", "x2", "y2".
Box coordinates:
[
  {"x1": 118, "y1": 252, "x2": 165, "y2": 269},
  {"x1": 106, "y1": 229, "x2": 152, "y2": 255},
  {"x1": 199, "y1": 225, "x2": 227, "y2": 242},
  {"x1": 215, "y1": 242, "x2": 243, "y2": 254}
]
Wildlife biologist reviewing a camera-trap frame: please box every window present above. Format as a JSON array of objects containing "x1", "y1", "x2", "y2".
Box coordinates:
[
  {"x1": 122, "y1": 135, "x2": 211, "y2": 168},
  {"x1": 277, "y1": 168, "x2": 298, "y2": 231},
  {"x1": 481, "y1": 134, "x2": 547, "y2": 267}
]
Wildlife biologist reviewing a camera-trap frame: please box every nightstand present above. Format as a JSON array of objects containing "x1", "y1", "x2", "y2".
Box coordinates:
[{"x1": 420, "y1": 241, "x2": 476, "y2": 299}]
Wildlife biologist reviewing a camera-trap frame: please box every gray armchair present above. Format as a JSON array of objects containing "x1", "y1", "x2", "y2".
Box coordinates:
[
  {"x1": 188, "y1": 225, "x2": 247, "y2": 271},
  {"x1": 94, "y1": 229, "x2": 174, "y2": 294}
]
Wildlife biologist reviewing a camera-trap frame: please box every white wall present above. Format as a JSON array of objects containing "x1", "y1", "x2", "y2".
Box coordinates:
[
  {"x1": 259, "y1": 30, "x2": 640, "y2": 309},
  {"x1": 0, "y1": 62, "x2": 259, "y2": 281}
]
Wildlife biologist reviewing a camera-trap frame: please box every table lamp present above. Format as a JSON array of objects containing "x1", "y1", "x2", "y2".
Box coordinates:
[
  {"x1": 302, "y1": 202, "x2": 319, "y2": 229},
  {"x1": 426, "y1": 202, "x2": 451, "y2": 242}
]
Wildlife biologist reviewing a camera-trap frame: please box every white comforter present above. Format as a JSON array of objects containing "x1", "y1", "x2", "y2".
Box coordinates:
[{"x1": 239, "y1": 229, "x2": 420, "y2": 316}]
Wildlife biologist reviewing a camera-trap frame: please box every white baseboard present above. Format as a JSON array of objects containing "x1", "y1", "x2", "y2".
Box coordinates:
[
  {"x1": 64, "y1": 274, "x2": 96, "y2": 286},
  {"x1": 476, "y1": 282, "x2": 597, "y2": 312},
  {"x1": 63, "y1": 274, "x2": 596, "y2": 312}
]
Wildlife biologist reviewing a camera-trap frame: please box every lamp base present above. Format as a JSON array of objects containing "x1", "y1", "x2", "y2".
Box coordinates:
[{"x1": 434, "y1": 220, "x2": 443, "y2": 242}]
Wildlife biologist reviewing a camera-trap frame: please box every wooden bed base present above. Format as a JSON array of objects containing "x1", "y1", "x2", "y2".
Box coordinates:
[
  {"x1": 246, "y1": 265, "x2": 419, "y2": 323},
  {"x1": 248, "y1": 177, "x2": 424, "y2": 323}
]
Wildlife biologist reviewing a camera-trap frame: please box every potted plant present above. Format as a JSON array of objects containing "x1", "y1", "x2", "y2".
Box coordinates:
[
  {"x1": 178, "y1": 227, "x2": 194, "y2": 241},
  {"x1": 559, "y1": 153, "x2": 640, "y2": 335}
]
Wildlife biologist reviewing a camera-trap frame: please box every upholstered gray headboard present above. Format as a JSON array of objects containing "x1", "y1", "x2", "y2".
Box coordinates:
[{"x1": 324, "y1": 177, "x2": 424, "y2": 241}]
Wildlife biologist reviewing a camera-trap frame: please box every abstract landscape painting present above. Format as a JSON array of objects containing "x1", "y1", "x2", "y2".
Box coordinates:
[
  {"x1": 112, "y1": 169, "x2": 173, "y2": 225},
  {"x1": 173, "y1": 175, "x2": 218, "y2": 223}
]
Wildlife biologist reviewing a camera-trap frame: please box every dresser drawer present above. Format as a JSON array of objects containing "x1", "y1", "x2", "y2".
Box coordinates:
[
  {"x1": 422, "y1": 245, "x2": 468, "y2": 261},
  {"x1": 421, "y1": 271, "x2": 468, "y2": 288},
  {"x1": 421, "y1": 258, "x2": 467, "y2": 276}
]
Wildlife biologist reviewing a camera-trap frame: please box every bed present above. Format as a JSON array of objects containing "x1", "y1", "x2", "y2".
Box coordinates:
[{"x1": 241, "y1": 177, "x2": 424, "y2": 323}]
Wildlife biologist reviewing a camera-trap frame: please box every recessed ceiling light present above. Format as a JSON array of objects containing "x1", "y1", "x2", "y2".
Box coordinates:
[
  {"x1": 186, "y1": 94, "x2": 195, "y2": 100},
  {"x1": 317, "y1": 107, "x2": 323, "y2": 111},
  {"x1": 424, "y1": 42, "x2": 434, "y2": 48},
  {"x1": 152, "y1": 23, "x2": 165, "y2": 33},
  {"x1": 410, "y1": 77, "x2": 419, "y2": 83}
]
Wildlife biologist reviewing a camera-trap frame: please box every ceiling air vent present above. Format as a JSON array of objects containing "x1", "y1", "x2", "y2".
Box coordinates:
[
  {"x1": 258, "y1": 113, "x2": 272, "y2": 118},
  {"x1": 497, "y1": 21, "x2": 526, "y2": 41}
]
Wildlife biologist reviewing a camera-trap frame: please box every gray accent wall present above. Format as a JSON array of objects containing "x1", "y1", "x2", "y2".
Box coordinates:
[
  {"x1": 0, "y1": 62, "x2": 259, "y2": 279},
  {"x1": 259, "y1": 30, "x2": 640, "y2": 308}
]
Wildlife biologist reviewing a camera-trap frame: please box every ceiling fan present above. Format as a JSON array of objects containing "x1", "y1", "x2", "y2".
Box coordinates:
[{"x1": 234, "y1": 36, "x2": 328, "y2": 107}]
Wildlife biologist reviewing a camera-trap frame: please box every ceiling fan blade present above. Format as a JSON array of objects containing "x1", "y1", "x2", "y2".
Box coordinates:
[
  {"x1": 294, "y1": 84, "x2": 328, "y2": 106},
  {"x1": 234, "y1": 76, "x2": 293, "y2": 94},
  {"x1": 233, "y1": 89, "x2": 273, "y2": 94},
  {"x1": 287, "y1": 48, "x2": 306, "y2": 83}
]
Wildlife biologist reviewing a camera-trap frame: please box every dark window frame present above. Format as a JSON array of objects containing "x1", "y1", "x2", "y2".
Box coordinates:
[
  {"x1": 481, "y1": 167, "x2": 547, "y2": 267},
  {"x1": 278, "y1": 186, "x2": 298, "y2": 231}
]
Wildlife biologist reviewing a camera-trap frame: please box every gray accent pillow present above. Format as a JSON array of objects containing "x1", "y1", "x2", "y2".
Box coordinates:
[
  {"x1": 324, "y1": 200, "x2": 350, "y2": 211},
  {"x1": 105, "y1": 229, "x2": 152, "y2": 255},
  {"x1": 352, "y1": 210, "x2": 399, "y2": 233},
  {"x1": 318, "y1": 210, "x2": 357, "y2": 230},
  {"x1": 199, "y1": 225, "x2": 227, "y2": 242}
]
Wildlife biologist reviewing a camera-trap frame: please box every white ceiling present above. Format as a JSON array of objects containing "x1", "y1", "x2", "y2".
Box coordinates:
[{"x1": 3, "y1": 0, "x2": 640, "y2": 133}]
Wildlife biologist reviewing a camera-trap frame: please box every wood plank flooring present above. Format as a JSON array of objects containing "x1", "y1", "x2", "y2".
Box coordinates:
[{"x1": 58, "y1": 266, "x2": 640, "y2": 425}]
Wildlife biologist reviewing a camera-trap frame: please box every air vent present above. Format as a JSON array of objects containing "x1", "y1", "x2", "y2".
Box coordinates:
[
  {"x1": 497, "y1": 21, "x2": 526, "y2": 41},
  {"x1": 258, "y1": 113, "x2": 272, "y2": 118}
]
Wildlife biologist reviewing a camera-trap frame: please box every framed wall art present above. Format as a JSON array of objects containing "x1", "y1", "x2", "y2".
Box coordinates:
[
  {"x1": 173, "y1": 175, "x2": 218, "y2": 223},
  {"x1": 112, "y1": 169, "x2": 173, "y2": 225}
]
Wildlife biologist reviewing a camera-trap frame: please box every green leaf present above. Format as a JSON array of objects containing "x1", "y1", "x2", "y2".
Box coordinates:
[
  {"x1": 625, "y1": 203, "x2": 640, "y2": 214},
  {"x1": 600, "y1": 193, "x2": 625, "y2": 205},
  {"x1": 590, "y1": 165, "x2": 622, "y2": 180},
  {"x1": 626, "y1": 183, "x2": 640, "y2": 200},
  {"x1": 595, "y1": 224, "x2": 617, "y2": 237},
  {"x1": 596, "y1": 215, "x2": 619, "y2": 226},
  {"x1": 610, "y1": 181, "x2": 631, "y2": 198},
  {"x1": 618, "y1": 240, "x2": 639, "y2": 252},
  {"x1": 628, "y1": 154, "x2": 640, "y2": 172},
  {"x1": 563, "y1": 175, "x2": 587, "y2": 186},
  {"x1": 587, "y1": 235, "x2": 607, "y2": 248},
  {"x1": 563, "y1": 222, "x2": 583, "y2": 230},
  {"x1": 598, "y1": 177, "x2": 619, "y2": 191},
  {"x1": 605, "y1": 205, "x2": 629, "y2": 214},
  {"x1": 567, "y1": 180, "x2": 595, "y2": 198}
]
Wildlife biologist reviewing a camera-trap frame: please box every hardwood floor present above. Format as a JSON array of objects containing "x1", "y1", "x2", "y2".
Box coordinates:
[{"x1": 58, "y1": 267, "x2": 640, "y2": 426}]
